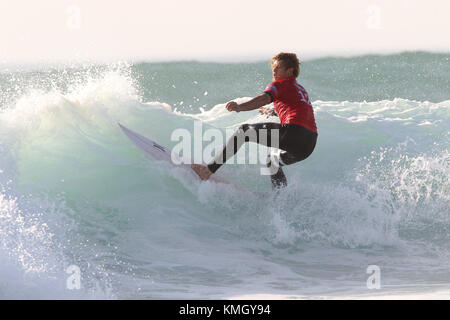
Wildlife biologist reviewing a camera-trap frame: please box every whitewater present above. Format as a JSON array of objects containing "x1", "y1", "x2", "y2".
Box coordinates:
[{"x1": 0, "y1": 52, "x2": 449, "y2": 299}]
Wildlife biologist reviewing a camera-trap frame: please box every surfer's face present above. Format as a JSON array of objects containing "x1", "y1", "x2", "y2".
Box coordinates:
[{"x1": 271, "y1": 60, "x2": 293, "y2": 81}]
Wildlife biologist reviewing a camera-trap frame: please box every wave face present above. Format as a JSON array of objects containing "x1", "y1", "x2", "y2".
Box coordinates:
[{"x1": 0, "y1": 52, "x2": 449, "y2": 299}]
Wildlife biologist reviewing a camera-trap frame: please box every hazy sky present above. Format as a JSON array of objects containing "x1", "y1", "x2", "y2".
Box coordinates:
[{"x1": 1, "y1": 0, "x2": 449, "y2": 63}]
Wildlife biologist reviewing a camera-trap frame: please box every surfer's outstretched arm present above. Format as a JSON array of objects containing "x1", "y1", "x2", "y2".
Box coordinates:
[{"x1": 226, "y1": 93, "x2": 272, "y2": 112}]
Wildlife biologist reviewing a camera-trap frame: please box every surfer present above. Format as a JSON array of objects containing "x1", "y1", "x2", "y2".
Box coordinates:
[{"x1": 192, "y1": 52, "x2": 318, "y2": 188}]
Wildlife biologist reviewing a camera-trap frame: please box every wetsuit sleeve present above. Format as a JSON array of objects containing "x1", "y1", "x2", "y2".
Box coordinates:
[{"x1": 264, "y1": 82, "x2": 279, "y2": 102}]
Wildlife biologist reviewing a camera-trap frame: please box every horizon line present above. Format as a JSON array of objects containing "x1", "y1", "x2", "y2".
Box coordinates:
[{"x1": 1, "y1": 48, "x2": 449, "y2": 71}]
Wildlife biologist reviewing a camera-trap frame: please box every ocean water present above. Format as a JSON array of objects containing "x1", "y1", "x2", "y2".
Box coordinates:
[{"x1": 0, "y1": 51, "x2": 449, "y2": 299}]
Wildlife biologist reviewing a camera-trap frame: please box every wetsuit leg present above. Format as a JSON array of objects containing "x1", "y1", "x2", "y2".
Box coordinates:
[
  {"x1": 207, "y1": 122, "x2": 317, "y2": 189},
  {"x1": 266, "y1": 124, "x2": 318, "y2": 189},
  {"x1": 207, "y1": 122, "x2": 283, "y2": 174}
]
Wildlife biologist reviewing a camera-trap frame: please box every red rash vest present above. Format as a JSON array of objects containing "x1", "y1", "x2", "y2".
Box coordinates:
[{"x1": 264, "y1": 77, "x2": 318, "y2": 134}]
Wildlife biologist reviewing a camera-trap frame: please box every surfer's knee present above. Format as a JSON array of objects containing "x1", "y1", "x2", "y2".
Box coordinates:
[
  {"x1": 237, "y1": 124, "x2": 250, "y2": 134},
  {"x1": 237, "y1": 123, "x2": 259, "y2": 144}
]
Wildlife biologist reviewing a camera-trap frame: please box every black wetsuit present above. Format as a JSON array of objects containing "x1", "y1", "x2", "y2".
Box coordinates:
[{"x1": 207, "y1": 122, "x2": 317, "y2": 188}]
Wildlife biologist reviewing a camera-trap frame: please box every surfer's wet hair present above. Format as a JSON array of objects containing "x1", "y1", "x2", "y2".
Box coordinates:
[{"x1": 270, "y1": 52, "x2": 301, "y2": 78}]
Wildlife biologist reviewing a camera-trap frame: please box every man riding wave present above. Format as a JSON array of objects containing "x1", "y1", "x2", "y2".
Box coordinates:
[{"x1": 192, "y1": 52, "x2": 318, "y2": 189}]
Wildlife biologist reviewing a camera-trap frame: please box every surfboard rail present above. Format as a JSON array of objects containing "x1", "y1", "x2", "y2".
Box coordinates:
[{"x1": 118, "y1": 122, "x2": 229, "y2": 184}]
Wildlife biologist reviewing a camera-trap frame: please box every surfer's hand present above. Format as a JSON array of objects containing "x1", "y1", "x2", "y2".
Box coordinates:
[
  {"x1": 259, "y1": 107, "x2": 274, "y2": 118},
  {"x1": 226, "y1": 101, "x2": 240, "y2": 112},
  {"x1": 259, "y1": 107, "x2": 267, "y2": 115}
]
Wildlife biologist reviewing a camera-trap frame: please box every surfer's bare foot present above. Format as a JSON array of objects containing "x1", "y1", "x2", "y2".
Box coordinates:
[{"x1": 191, "y1": 164, "x2": 213, "y2": 180}]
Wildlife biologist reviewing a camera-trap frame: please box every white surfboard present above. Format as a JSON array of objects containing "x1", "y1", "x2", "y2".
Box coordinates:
[{"x1": 118, "y1": 123, "x2": 229, "y2": 184}]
